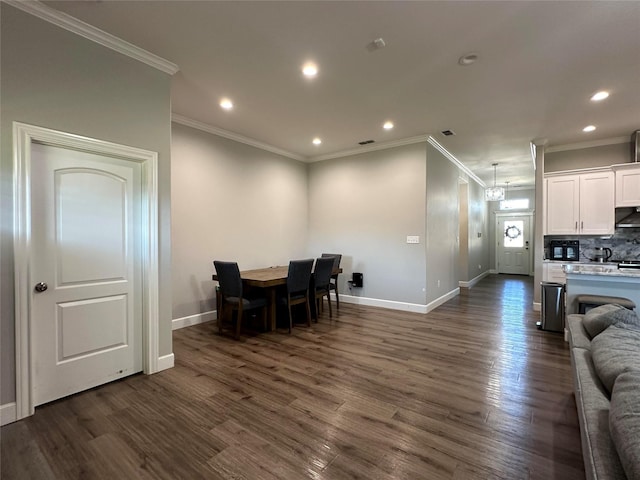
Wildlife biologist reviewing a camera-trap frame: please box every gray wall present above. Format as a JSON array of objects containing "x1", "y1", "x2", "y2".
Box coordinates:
[
  {"x1": 465, "y1": 179, "x2": 491, "y2": 280},
  {"x1": 425, "y1": 144, "x2": 461, "y2": 303},
  {"x1": 1, "y1": 5, "x2": 173, "y2": 404},
  {"x1": 458, "y1": 182, "x2": 469, "y2": 281},
  {"x1": 307, "y1": 143, "x2": 427, "y2": 305},
  {"x1": 171, "y1": 123, "x2": 308, "y2": 319},
  {"x1": 545, "y1": 142, "x2": 632, "y2": 172}
]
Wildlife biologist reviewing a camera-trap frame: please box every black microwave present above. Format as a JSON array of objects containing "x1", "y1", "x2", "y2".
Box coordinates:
[{"x1": 549, "y1": 240, "x2": 580, "y2": 261}]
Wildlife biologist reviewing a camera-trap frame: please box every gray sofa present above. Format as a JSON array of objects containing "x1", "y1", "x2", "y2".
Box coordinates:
[{"x1": 566, "y1": 305, "x2": 640, "y2": 480}]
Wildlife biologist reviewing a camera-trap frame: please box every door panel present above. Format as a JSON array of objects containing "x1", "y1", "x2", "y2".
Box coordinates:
[
  {"x1": 31, "y1": 143, "x2": 142, "y2": 406},
  {"x1": 56, "y1": 169, "x2": 127, "y2": 284},
  {"x1": 57, "y1": 295, "x2": 128, "y2": 361}
]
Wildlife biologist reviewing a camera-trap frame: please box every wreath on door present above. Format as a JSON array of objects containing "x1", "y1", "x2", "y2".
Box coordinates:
[{"x1": 505, "y1": 225, "x2": 522, "y2": 239}]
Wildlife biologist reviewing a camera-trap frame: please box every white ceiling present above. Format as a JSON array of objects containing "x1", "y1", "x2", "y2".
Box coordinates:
[{"x1": 44, "y1": 1, "x2": 640, "y2": 187}]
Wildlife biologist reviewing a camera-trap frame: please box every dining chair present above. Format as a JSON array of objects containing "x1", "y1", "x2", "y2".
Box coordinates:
[
  {"x1": 313, "y1": 256, "x2": 334, "y2": 321},
  {"x1": 321, "y1": 253, "x2": 342, "y2": 310},
  {"x1": 213, "y1": 260, "x2": 267, "y2": 340},
  {"x1": 281, "y1": 259, "x2": 314, "y2": 333}
]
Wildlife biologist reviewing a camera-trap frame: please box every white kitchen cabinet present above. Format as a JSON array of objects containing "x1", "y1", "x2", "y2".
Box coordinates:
[
  {"x1": 614, "y1": 164, "x2": 640, "y2": 207},
  {"x1": 545, "y1": 170, "x2": 614, "y2": 235}
]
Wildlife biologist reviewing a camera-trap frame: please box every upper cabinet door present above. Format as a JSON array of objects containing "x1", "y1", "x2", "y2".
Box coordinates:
[
  {"x1": 615, "y1": 165, "x2": 640, "y2": 207},
  {"x1": 580, "y1": 171, "x2": 615, "y2": 235},
  {"x1": 545, "y1": 175, "x2": 580, "y2": 235}
]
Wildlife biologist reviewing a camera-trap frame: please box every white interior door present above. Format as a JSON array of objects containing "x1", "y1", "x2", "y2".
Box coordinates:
[
  {"x1": 30, "y1": 142, "x2": 142, "y2": 406},
  {"x1": 497, "y1": 216, "x2": 531, "y2": 275}
]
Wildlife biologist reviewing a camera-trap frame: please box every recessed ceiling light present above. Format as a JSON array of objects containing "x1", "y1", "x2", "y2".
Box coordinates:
[
  {"x1": 383, "y1": 121, "x2": 394, "y2": 130},
  {"x1": 458, "y1": 53, "x2": 478, "y2": 66},
  {"x1": 220, "y1": 98, "x2": 233, "y2": 110},
  {"x1": 312, "y1": 137, "x2": 322, "y2": 145},
  {"x1": 583, "y1": 125, "x2": 596, "y2": 132},
  {"x1": 302, "y1": 63, "x2": 318, "y2": 78},
  {"x1": 591, "y1": 91, "x2": 609, "y2": 101}
]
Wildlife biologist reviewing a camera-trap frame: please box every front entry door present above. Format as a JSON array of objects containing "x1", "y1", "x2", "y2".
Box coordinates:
[
  {"x1": 30, "y1": 142, "x2": 142, "y2": 406},
  {"x1": 497, "y1": 216, "x2": 531, "y2": 275}
]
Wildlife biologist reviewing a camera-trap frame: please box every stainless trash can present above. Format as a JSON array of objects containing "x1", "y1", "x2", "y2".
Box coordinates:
[{"x1": 538, "y1": 282, "x2": 565, "y2": 332}]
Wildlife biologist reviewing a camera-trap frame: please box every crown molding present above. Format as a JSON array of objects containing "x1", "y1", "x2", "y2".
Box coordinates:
[
  {"x1": 427, "y1": 137, "x2": 486, "y2": 188},
  {"x1": 546, "y1": 136, "x2": 629, "y2": 153},
  {"x1": 4, "y1": 0, "x2": 179, "y2": 75},
  {"x1": 308, "y1": 134, "x2": 430, "y2": 162},
  {"x1": 171, "y1": 114, "x2": 305, "y2": 162}
]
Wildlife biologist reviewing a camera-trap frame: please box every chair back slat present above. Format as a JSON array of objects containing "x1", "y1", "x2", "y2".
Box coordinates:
[
  {"x1": 287, "y1": 259, "x2": 314, "y2": 294},
  {"x1": 214, "y1": 261, "x2": 243, "y2": 298},
  {"x1": 314, "y1": 257, "x2": 334, "y2": 290},
  {"x1": 321, "y1": 253, "x2": 342, "y2": 270}
]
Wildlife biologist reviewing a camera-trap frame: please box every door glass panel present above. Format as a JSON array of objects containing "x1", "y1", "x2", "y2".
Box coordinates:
[{"x1": 504, "y1": 220, "x2": 524, "y2": 248}]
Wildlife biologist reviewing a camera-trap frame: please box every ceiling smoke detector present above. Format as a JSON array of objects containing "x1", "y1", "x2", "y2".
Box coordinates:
[{"x1": 441, "y1": 130, "x2": 455, "y2": 136}]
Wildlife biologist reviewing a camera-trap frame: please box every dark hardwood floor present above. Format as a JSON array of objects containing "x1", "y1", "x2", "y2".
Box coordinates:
[{"x1": 1, "y1": 274, "x2": 585, "y2": 479}]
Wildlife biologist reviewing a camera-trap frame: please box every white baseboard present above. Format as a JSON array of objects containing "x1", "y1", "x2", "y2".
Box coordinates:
[
  {"x1": 157, "y1": 353, "x2": 174, "y2": 372},
  {"x1": 532, "y1": 301, "x2": 541, "y2": 312},
  {"x1": 459, "y1": 271, "x2": 490, "y2": 288},
  {"x1": 489, "y1": 269, "x2": 498, "y2": 274},
  {"x1": 172, "y1": 310, "x2": 216, "y2": 330},
  {"x1": 425, "y1": 288, "x2": 461, "y2": 313},
  {"x1": 339, "y1": 287, "x2": 460, "y2": 314},
  {"x1": 1, "y1": 402, "x2": 17, "y2": 426}
]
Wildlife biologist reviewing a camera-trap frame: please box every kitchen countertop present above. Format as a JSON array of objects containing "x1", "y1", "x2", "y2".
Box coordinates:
[{"x1": 563, "y1": 264, "x2": 640, "y2": 278}]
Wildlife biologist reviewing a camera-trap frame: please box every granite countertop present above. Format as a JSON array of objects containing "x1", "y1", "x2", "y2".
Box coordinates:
[{"x1": 563, "y1": 264, "x2": 640, "y2": 278}]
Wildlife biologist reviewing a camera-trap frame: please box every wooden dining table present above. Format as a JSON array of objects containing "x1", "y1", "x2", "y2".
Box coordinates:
[{"x1": 212, "y1": 265, "x2": 341, "y2": 331}]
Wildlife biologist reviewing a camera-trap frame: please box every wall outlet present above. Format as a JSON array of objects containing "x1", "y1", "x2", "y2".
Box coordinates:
[
  {"x1": 478, "y1": 264, "x2": 482, "y2": 270},
  {"x1": 406, "y1": 235, "x2": 420, "y2": 244},
  {"x1": 437, "y1": 280, "x2": 440, "y2": 288}
]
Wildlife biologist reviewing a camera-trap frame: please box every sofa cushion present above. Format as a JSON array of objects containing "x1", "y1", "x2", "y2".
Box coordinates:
[
  {"x1": 567, "y1": 314, "x2": 592, "y2": 350},
  {"x1": 591, "y1": 323, "x2": 640, "y2": 394},
  {"x1": 610, "y1": 371, "x2": 640, "y2": 480},
  {"x1": 572, "y1": 348, "x2": 627, "y2": 479},
  {"x1": 582, "y1": 304, "x2": 640, "y2": 339}
]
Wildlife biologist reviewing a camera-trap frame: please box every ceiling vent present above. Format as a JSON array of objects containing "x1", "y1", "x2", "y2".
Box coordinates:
[
  {"x1": 358, "y1": 140, "x2": 375, "y2": 145},
  {"x1": 441, "y1": 130, "x2": 455, "y2": 136}
]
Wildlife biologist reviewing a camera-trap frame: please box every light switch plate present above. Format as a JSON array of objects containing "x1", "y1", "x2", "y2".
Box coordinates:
[{"x1": 406, "y1": 235, "x2": 420, "y2": 244}]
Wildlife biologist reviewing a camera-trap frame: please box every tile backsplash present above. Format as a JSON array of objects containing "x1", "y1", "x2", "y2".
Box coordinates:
[{"x1": 545, "y1": 228, "x2": 640, "y2": 262}]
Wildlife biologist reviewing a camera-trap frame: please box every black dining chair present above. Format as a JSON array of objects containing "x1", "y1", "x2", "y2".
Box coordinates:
[
  {"x1": 321, "y1": 253, "x2": 342, "y2": 310},
  {"x1": 313, "y1": 256, "x2": 334, "y2": 321},
  {"x1": 213, "y1": 260, "x2": 267, "y2": 340},
  {"x1": 280, "y1": 259, "x2": 314, "y2": 333}
]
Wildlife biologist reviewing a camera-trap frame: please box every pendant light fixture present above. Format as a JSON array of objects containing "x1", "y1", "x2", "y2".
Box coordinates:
[{"x1": 485, "y1": 163, "x2": 505, "y2": 201}]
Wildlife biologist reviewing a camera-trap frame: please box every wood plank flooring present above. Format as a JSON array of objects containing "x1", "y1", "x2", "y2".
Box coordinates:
[{"x1": 1, "y1": 274, "x2": 585, "y2": 479}]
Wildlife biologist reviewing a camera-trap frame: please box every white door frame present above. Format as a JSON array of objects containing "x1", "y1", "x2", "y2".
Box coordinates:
[
  {"x1": 13, "y1": 122, "x2": 160, "y2": 420},
  {"x1": 495, "y1": 212, "x2": 534, "y2": 275}
]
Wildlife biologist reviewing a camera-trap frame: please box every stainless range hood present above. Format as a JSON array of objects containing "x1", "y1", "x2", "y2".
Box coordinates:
[{"x1": 617, "y1": 207, "x2": 640, "y2": 228}]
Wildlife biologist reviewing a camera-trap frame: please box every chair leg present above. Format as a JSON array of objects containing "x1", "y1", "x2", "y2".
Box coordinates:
[
  {"x1": 235, "y1": 305, "x2": 243, "y2": 340},
  {"x1": 335, "y1": 286, "x2": 340, "y2": 310},
  {"x1": 305, "y1": 296, "x2": 312, "y2": 327},
  {"x1": 217, "y1": 303, "x2": 224, "y2": 334},
  {"x1": 287, "y1": 296, "x2": 293, "y2": 334},
  {"x1": 326, "y1": 290, "x2": 332, "y2": 318}
]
